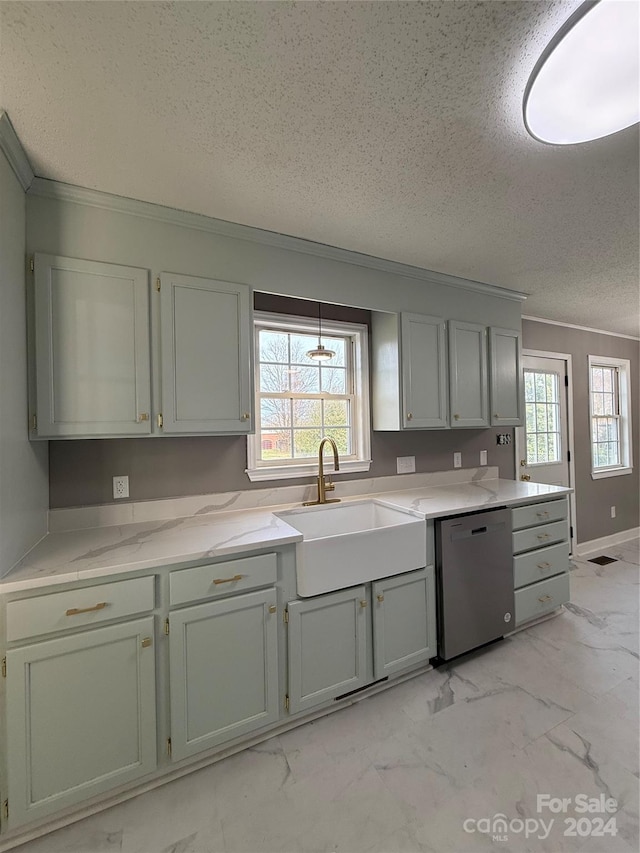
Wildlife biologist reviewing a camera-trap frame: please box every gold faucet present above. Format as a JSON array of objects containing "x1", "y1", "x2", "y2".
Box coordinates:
[{"x1": 304, "y1": 437, "x2": 341, "y2": 506}]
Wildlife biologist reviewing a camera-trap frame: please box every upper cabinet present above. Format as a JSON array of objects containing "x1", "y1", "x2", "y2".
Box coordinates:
[
  {"x1": 448, "y1": 320, "x2": 489, "y2": 428},
  {"x1": 159, "y1": 273, "x2": 253, "y2": 434},
  {"x1": 372, "y1": 313, "x2": 521, "y2": 431},
  {"x1": 372, "y1": 312, "x2": 448, "y2": 430},
  {"x1": 489, "y1": 327, "x2": 522, "y2": 426},
  {"x1": 30, "y1": 257, "x2": 254, "y2": 439},
  {"x1": 32, "y1": 254, "x2": 152, "y2": 438}
]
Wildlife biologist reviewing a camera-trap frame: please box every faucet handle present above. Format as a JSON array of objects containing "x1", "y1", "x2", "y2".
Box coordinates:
[{"x1": 324, "y1": 477, "x2": 335, "y2": 492}]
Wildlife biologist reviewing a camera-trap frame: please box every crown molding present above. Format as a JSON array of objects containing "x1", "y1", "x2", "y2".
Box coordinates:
[
  {"x1": 522, "y1": 314, "x2": 640, "y2": 342},
  {"x1": 0, "y1": 111, "x2": 34, "y2": 191},
  {"x1": 28, "y1": 177, "x2": 528, "y2": 303}
]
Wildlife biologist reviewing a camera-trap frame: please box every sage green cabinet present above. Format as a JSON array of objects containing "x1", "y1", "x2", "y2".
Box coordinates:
[
  {"x1": 372, "y1": 312, "x2": 448, "y2": 430},
  {"x1": 448, "y1": 320, "x2": 489, "y2": 428},
  {"x1": 169, "y1": 589, "x2": 279, "y2": 761},
  {"x1": 5, "y1": 617, "x2": 157, "y2": 827},
  {"x1": 489, "y1": 327, "x2": 522, "y2": 426},
  {"x1": 32, "y1": 254, "x2": 151, "y2": 438},
  {"x1": 286, "y1": 586, "x2": 368, "y2": 714},
  {"x1": 159, "y1": 273, "x2": 253, "y2": 434},
  {"x1": 372, "y1": 567, "x2": 436, "y2": 678}
]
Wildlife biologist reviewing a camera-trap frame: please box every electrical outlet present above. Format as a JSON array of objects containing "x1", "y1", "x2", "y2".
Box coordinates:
[
  {"x1": 396, "y1": 456, "x2": 416, "y2": 474},
  {"x1": 113, "y1": 475, "x2": 129, "y2": 500},
  {"x1": 453, "y1": 452, "x2": 462, "y2": 469},
  {"x1": 611, "y1": 506, "x2": 616, "y2": 518},
  {"x1": 480, "y1": 450, "x2": 488, "y2": 466},
  {"x1": 496, "y1": 434, "x2": 512, "y2": 446}
]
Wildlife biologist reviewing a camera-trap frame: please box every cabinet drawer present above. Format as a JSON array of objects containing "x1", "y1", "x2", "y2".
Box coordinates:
[
  {"x1": 512, "y1": 498, "x2": 568, "y2": 531},
  {"x1": 6, "y1": 576, "x2": 155, "y2": 642},
  {"x1": 514, "y1": 542, "x2": 570, "y2": 589},
  {"x1": 512, "y1": 520, "x2": 568, "y2": 555},
  {"x1": 515, "y1": 572, "x2": 570, "y2": 626},
  {"x1": 170, "y1": 553, "x2": 277, "y2": 606}
]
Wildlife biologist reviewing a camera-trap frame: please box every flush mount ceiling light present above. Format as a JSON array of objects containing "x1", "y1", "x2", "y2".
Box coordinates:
[
  {"x1": 524, "y1": 0, "x2": 639, "y2": 145},
  {"x1": 307, "y1": 302, "x2": 335, "y2": 361}
]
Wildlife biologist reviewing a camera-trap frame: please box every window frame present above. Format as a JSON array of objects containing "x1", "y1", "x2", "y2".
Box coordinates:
[
  {"x1": 246, "y1": 311, "x2": 371, "y2": 482},
  {"x1": 588, "y1": 355, "x2": 633, "y2": 480}
]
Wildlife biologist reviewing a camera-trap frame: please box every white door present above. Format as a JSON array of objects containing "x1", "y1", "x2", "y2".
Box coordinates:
[{"x1": 516, "y1": 355, "x2": 570, "y2": 487}]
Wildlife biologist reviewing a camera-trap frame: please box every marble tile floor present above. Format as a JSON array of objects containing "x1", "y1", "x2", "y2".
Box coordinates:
[{"x1": 13, "y1": 539, "x2": 639, "y2": 853}]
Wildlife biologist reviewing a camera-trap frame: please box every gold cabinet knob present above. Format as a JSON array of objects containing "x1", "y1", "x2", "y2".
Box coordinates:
[
  {"x1": 268, "y1": 604, "x2": 277, "y2": 614},
  {"x1": 377, "y1": 593, "x2": 384, "y2": 603},
  {"x1": 494, "y1": 413, "x2": 500, "y2": 419},
  {"x1": 406, "y1": 413, "x2": 413, "y2": 420},
  {"x1": 360, "y1": 599, "x2": 367, "y2": 608},
  {"x1": 454, "y1": 414, "x2": 460, "y2": 420},
  {"x1": 141, "y1": 637, "x2": 152, "y2": 648},
  {"x1": 520, "y1": 474, "x2": 531, "y2": 481},
  {"x1": 241, "y1": 412, "x2": 251, "y2": 421},
  {"x1": 520, "y1": 459, "x2": 527, "y2": 467}
]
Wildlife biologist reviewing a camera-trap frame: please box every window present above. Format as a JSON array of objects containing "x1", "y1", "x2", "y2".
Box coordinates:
[
  {"x1": 524, "y1": 369, "x2": 562, "y2": 465},
  {"x1": 588, "y1": 356, "x2": 633, "y2": 479},
  {"x1": 246, "y1": 312, "x2": 371, "y2": 481}
]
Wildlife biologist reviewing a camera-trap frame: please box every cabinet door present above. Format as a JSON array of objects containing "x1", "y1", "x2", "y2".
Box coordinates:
[
  {"x1": 401, "y1": 313, "x2": 448, "y2": 428},
  {"x1": 6, "y1": 617, "x2": 156, "y2": 827},
  {"x1": 372, "y1": 567, "x2": 436, "y2": 679},
  {"x1": 448, "y1": 320, "x2": 489, "y2": 428},
  {"x1": 490, "y1": 327, "x2": 522, "y2": 426},
  {"x1": 287, "y1": 587, "x2": 368, "y2": 715},
  {"x1": 169, "y1": 589, "x2": 279, "y2": 761},
  {"x1": 33, "y1": 254, "x2": 151, "y2": 437},
  {"x1": 160, "y1": 273, "x2": 253, "y2": 433}
]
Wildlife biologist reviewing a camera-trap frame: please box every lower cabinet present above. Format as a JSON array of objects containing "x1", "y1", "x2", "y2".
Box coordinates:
[
  {"x1": 5, "y1": 618, "x2": 157, "y2": 827},
  {"x1": 372, "y1": 567, "x2": 436, "y2": 678},
  {"x1": 287, "y1": 586, "x2": 368, "y2": 715},
  {"x1": 169, "y1": 589, "x2": 279, "y2": 761}
]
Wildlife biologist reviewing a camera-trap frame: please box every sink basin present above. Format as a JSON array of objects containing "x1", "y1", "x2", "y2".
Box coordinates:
[{"x1": 276, "y1": 500, "x2": 426, "y2": 597}]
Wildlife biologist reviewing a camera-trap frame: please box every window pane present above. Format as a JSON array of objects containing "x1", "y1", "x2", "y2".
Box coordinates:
[
  {"x1": 321, "y1": 366, "x2": 347, "y2": 394},
  {"x1": 261, "y1": 398, "x2": 291, "y2": 428},
  {"x1": 602, "y1": 368, "x2": 613, "y2": 392},
  {"x1": 320, "y1": 337, "x2": 346, "y2": 366},
  {"x1": 602, "y1": 393, "x2": 614, "y2": 415},
  {"x1": 290, "y1": 366, "x2": 320, "y2": 393},
  {"x1": 324, "y1": 399, "x2": 349, "y2": 427},
  {"x1": 260, "y1": 430, "x2": 291, "y2": 460},
  {"x1": 293, "y1": 429, "x2": 322, "y2": 458},
  {"x1": 324, "y1": 427, "x2": 351, "y2": 455},
  {"x1": 592, "y1": 367, "x2": 603, "y2": 391},
  {"x1": 260, "y1": 363, "x2": 289, "y2": 393},
  {"x1": 293, "y1": 399, "x2": 321, "y2": 427},
  {"x1": 289, "y1": 333, "x2": 319, "y2": 364},
  {"x1": 259, "y1": 331, "x2": 288, "y2": 364}
]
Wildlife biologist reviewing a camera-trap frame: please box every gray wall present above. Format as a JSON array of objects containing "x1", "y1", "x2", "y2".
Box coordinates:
[
  {"x1": 0, "y1": 151, "x2": 48, "y2": 572},
  {"x1": 522, "y1": 319, "x2": 639, "y2": 544}
]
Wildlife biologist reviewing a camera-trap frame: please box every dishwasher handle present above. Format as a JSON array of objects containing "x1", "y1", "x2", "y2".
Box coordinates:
[{"x1": 449, "y1": 521, "x2": 507, "y2": 541}]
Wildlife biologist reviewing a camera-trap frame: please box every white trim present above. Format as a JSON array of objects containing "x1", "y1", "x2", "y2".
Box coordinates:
[
  {"x1": 247, "y1": 312, "x2": 371, "y2": 482},
  {"x1": 575, "y1": 527, "x2": 640, "y2": 556},
  {"x1": 0, "y1": 110, "x2": 34, "y2": 191},
  {"x1": 518, "y1": 349, "x2": 578, "y2": 549},
  {"x1": 522, "y1": 315, "x2": 640, "y2": 342},
  {"x1": 26, "y1": 177, "x2": 529, "y2": 303},
  {"x1": 588, "y1": 355, "x2": 633, "y2": 478}
]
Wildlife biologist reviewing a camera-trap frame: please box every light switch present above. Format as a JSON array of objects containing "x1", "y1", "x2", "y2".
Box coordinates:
[
  {"x1": 397, "y1": 456, "x2": 416, "y2": 474},
  {"x1": 480, "y1": 450, "x2": 488, "y2": 466}
]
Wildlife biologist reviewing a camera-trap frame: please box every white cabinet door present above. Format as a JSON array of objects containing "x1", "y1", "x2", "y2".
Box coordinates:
[
  {"x1": 287, "y1": 587, "x2": 368, "y2": 715},
  {"x1": 160, "y1": 273, "x2": 253, "y2": 433},
  {"x1": 490, "y1": 327, "x2": 522, "y2": 426},
  {"x1": 448, "y1": 320, "x2": 489, "y2": 428},
  {"x1": 169, "y1": 589, "x2": 279, "y2": 761},
  {"x1": 401, "y1": 313, "x2": 448, "y2": 428},
  {"x1": 5, "y1": 618, "x2": 157, "y2": 827},
  {"x1": 33, "y1": 254, "x2": 151, "y2": 437},
  {"x1": 372, "y1": 567, "x2": 436, "y2": 678}
]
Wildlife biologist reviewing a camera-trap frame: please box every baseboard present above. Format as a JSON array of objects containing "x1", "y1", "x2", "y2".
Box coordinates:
[{"x1": 575, "y1": 527, "x2": 640, "y2": 557}]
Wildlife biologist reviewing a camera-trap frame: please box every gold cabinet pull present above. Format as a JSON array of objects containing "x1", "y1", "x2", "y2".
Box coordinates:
[
  {"x1": 360, "y1": 599, "x2": 367, "y2": 608},
  {"x1": 213, "y1": 574, "x2": 244, "y2": 585},
  {"x1": 538, "y1": 594, "x2": 553, "y2": 603},
  {"x1": 537, "y1": 533, "x2": 550, "y2": 540},
  {"x1": 138, "y1": 413, "x2": 150, "y2": 422},
  {"x1": 377, "y1": 593, "x2": 384, "y2": 603},
  {"x1": 536, "y1": 510, "x2": 550, "y2": 518},
  {"x1": 268, "y1": 604, "x2": 277, "y2": 614},
  {"x1": 66, "y1": 602, "x2": 108, "y2": 616},
  {"x1": 521, "y1": 474, "x2": 531, "y2": 481},
  {"x1": 141, "y1": 637, "x2": 152, "y2": 648},
  {"x1": 537, "y1": 562, "x2": 552, "y2": 569}
]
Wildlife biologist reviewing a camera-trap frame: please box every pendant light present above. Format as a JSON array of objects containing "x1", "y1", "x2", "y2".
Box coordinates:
[
  {"x1": 524, "y1": 0, "x2": 640, "y2": 145},
  {"x1": 307, "y1": 302, "x2": 335, "y2": 361}
]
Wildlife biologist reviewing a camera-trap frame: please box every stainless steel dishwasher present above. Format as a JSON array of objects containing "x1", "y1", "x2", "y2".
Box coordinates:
[{"x1": 436, "y1": 507, "x2": 514, "y2": 660}]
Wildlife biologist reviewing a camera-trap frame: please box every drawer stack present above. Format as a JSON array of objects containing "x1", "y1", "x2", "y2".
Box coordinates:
[{"x1": 511, "y1": 497, "x2": 570, "y2": 626}]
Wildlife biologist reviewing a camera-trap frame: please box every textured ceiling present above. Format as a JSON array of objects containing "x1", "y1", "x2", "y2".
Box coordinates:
[{"x1": 1, "y1": 0, "x2": 638, "y2": 336}]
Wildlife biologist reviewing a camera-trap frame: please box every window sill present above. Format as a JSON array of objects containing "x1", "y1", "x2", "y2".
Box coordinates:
[
  {"x1": 246, "y1": 459, "x2": 372, "y2": 483},
  {"x1": 591, "y1": 466, "x2": 633, "y2": 480}
]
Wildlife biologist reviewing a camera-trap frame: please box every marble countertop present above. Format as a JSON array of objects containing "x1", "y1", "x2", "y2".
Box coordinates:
[{"x1": 0, "y1": 477, "x2": 571, "y2": 594}]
